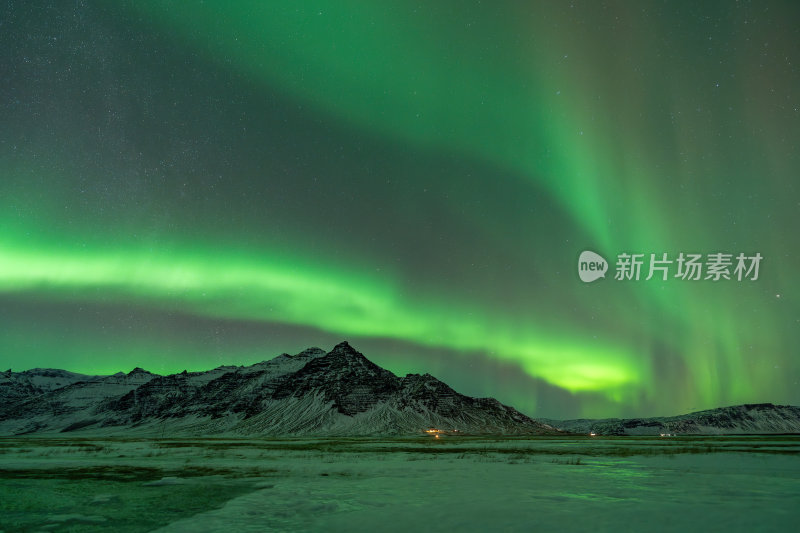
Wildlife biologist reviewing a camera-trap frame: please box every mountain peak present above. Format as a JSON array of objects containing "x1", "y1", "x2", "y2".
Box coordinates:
[
  {"x1": 331, "y1": 340, "x2": 356, "y2": 353},
  {"x1": 326, "y1": 341, "x2": 368, "y2": 362},
  {"x1": 295, "y1": 347, "x2": 326, "y2": 358},
  {"x1": 127, "y1": 367, "x2": 152, "y2": 376}
]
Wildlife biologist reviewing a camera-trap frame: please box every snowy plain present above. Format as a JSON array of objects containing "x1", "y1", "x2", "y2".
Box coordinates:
[{"x1": 0, "y1": 435, "x2": 798, "y2": 532}]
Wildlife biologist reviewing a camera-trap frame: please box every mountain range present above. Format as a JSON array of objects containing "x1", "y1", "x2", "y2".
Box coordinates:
[
  {"x1": 0, "y1": 341, "x2": 556, "y2": 436},
  {"x1": 2, "y1": 342, "x2": 798, "y2": 437},
  {"x1": 540, "y1": 403, "x2": 800, "y2": 436}
]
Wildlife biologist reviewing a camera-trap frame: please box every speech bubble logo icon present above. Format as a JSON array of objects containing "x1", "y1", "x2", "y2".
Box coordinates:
[{"x1": 578, "y1": 251, "x2": 608, "y2": 283}]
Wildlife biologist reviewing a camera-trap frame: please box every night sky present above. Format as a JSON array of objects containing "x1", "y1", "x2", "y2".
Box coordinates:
[{"x1": 2, "y1": 1, "x2": 798, "y2": 419}]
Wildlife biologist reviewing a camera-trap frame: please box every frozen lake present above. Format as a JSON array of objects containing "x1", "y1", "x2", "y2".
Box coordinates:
[{"x1": 1, "y1": 435, "x2": 798, "y2": 532}]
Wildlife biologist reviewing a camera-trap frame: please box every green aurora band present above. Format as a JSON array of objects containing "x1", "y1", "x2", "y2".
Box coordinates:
[{"x1": 1, "y1": 1, "x2": 798, "y2": 417}]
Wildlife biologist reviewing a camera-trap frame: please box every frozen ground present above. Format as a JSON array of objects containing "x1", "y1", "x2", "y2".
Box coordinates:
[{"x1": 0, "y1": 435, "x2": 797, "y2": 532}]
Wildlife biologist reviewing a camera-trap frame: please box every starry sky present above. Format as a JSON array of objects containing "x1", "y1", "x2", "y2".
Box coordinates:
[{"x1": 1, "y1": 1, "x2": 798, "y2": 419}]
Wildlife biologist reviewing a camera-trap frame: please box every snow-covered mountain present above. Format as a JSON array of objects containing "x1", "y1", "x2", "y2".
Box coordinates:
[
  {"x1": 0, "y1": 368, "x2": 102, "y2": 401},
  {"x1": 540, "y1": 403, "x2": 800, "y2": 435},
  {"x1": 0, "y1": 342, "x2": 557, "y2": 436}
]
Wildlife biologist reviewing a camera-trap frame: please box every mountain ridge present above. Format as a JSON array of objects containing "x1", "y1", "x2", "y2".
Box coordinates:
[
  {"x1": 540, "y1": 402, "x2": 800, "y2": 435},
  {"x1": 0, "y1": 342, "x2": 557, "y2": 437},
  {"x1": 3, "y1": 344, "x2": 799, "y2": 436}
]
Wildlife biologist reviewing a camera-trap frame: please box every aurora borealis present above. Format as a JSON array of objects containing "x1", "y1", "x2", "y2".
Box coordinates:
[{"x1": 1, "y1": 1, "x2": 798, "y2": 418}]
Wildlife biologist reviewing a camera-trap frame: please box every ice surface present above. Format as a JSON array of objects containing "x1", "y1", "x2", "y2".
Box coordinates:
[{"x1": 0, "y1": 436, "x2": 797, "y2": 532}]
